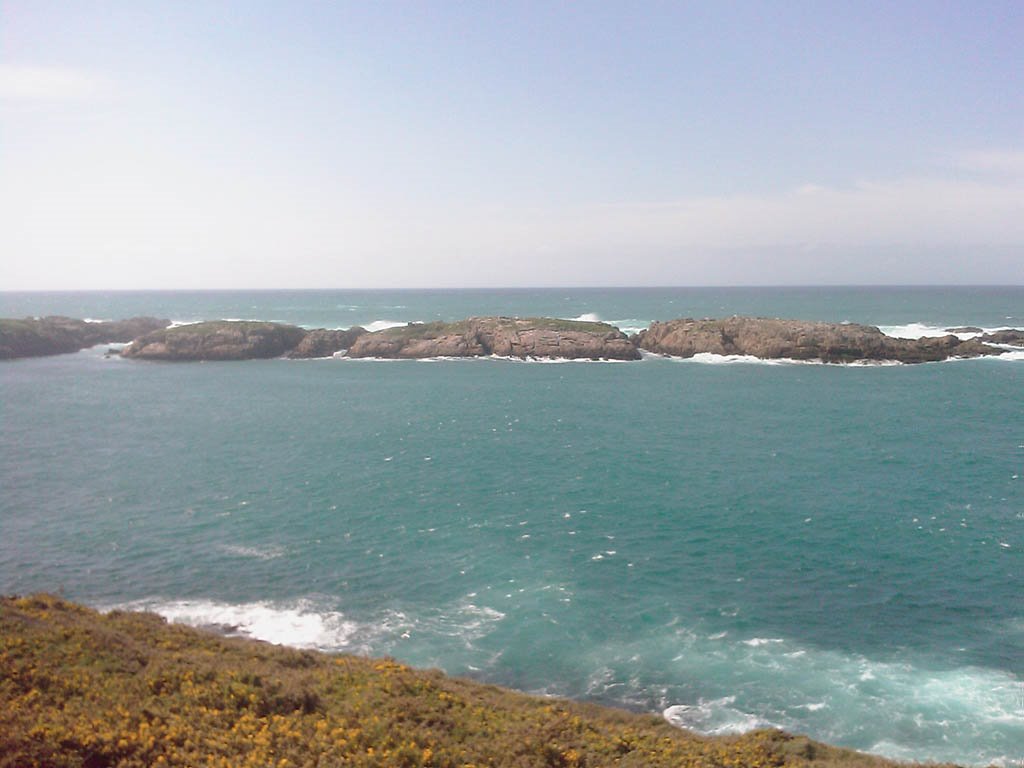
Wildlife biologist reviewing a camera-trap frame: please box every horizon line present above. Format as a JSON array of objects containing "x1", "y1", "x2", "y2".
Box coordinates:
[{"x1": 2, "y1": 283, "x2": 1023, "y2": 294}]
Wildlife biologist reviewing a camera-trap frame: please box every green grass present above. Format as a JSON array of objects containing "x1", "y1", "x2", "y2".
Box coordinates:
[
  {"x1": 375, "y1": 321, "x2": 478, "y2": 340},
  {"x1": 0, "y1": 595, "x2": 949, "y2": 768},
  {"x1": 512, "y1": 317, "x2": 616, "y2": 334}
]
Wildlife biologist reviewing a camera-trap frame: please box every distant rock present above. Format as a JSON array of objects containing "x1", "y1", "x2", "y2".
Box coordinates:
[
  {"x1": 13, "y1": 314, "x2": 1018, "y2": 365},
  {"x1": 287, "y1": 327, "x2": 367, "y2": 358},
  {"x1": 121, "y1": 321, "x2": 308, "y2": 361},
  {"x1": 634, "y1": 317, "x2": 1007, "y2": 364},
  {"x1": 944, "y1": 326, "x2": 984, "y2": 334},
  {"x1": 978, "y1": 329, "x2": 1024, "y2": 346},
  {"x1": 0, "y1": 316, "x2": 170, "y2": 360},
  {"x1": 346, "y1": 317, "x2": 641, "y2": 360}
]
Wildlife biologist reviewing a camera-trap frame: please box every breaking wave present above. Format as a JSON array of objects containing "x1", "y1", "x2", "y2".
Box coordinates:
[
  {"x1": 361, "y1": 319, "x2": 414, "y2": 333},
  {"x1": 109, "y1": 598, "x2": 361, "y2": 650},
  {"x1": 879, "y1": 322, "x2": 1019, "y2": 340},
  {"x1": 655, "y1": 352, "x2": 903, "y2": 366}
]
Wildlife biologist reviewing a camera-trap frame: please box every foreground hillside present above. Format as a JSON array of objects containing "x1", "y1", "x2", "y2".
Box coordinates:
[{"x1": 0, "y1": 596, "x2": 943, "y2": 768}]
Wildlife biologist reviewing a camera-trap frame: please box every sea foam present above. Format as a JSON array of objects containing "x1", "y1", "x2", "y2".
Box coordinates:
[
  {"x1": 218, "y1": 544, "x2": 285, "y2": 560},
  {"x1": 362, "y1": 319, "x2": 415, "y2": 332},
  {"x1": 112, "y1": 598, "x2": 360, "y2": 650},
  {"x1": 663, "y1": 697, "x2": 777, "y2": 735},
  {"x1": 653, "y1": 631, "x2": 1024, "y2": 766},
  {"x1": 879, "y1": 322, "x2": 1019, "y2": 340},
  {"x1": 107, "y1": 595, "x2": 507, "y2": 660},
  {"x1": 662, "y1": 353, "x2": 902, "y2": 367}
]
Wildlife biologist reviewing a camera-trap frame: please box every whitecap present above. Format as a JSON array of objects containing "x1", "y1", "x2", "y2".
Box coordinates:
[
  {"x1": 655, "y1": 352, "x2": 904, "y2": 366},
  {"x1": 676, "y1": 353, "x2": 796, "y2": 365},
  {"x1": 219, "y1": 544, "x2": 285, "y2": 560},
  {"x1": 338, "y1": 356, "x2": 409, "y2": 363},
  {"x1": 879, "y1": 322, "x2": 1019, "y2": 340},
  {"x1": 799, "y1": 701, "x2": 828, "y2": 711},
  {"x1": 363, "y1": 319, "x2": 417, "y2": 333},
  {"x1": 990, "y1": 349, "x2": 1024, "y2": 361},
  {"x1": 110, "y1": 598, "x2": 360, "y2": 650},
  {"x1": 608, "y1": 319, "x2": 649, "y2": 335},
  {"x1": 879, "y1": 322, "x2": 966, "y2": 339},
  {"x1": 402, "y1": 601, "x2": 506, "y2": 647},
  {"x1": 663, "y1": 698, "x2": 776, "y2": 735},
  {"x1": 567, "y1": 312, "x2": 602, "y2": 322},
  {"x1": 487, "y1": 355, "x2": 634, "y2": 364}
]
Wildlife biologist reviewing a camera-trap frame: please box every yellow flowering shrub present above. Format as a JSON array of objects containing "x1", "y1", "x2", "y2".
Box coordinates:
[{"x1": 0, "y1": 595, "x2": 948, "y2": 768}]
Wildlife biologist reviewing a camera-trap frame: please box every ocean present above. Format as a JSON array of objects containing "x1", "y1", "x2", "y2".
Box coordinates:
[{"x1": 1, "y1": 287, "x2": 1021, "y2": 765}]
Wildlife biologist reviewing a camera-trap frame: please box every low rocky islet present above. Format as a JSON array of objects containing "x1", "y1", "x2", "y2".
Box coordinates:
[{"x1": 3, "y1": 315, "x2": 1021, "y2": 363}]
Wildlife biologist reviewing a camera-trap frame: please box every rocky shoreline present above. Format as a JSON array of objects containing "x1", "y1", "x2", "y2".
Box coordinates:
[
  {"x1": 346, "y1": 317, "x2": 640, "y2": 360},
  {"x1": 0, "y1": 316, "x2": 170, "y2": 360},
  {"x1": 2, "y1": 314, "x2": 1021, "y2": 363},
  {"x1": 633, "y1": 317, "x2": 1009, "y2": 364},
  {"x1": 4, "y1": 594, "x2": 933, "y2": 768}
]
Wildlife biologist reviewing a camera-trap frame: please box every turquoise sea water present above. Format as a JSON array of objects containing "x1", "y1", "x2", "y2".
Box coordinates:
[{"x1": 1, "y1": 288, "x2": 1022, "y2": 765}]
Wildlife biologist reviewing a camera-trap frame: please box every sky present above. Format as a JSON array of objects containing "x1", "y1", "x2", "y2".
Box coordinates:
[{"x1": 1, "y1": 1, "x2": 1022, "y2": 289}]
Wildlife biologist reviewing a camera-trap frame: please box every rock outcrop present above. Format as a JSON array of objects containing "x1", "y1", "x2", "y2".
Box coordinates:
[
  {"x1": 634, "y1": 317, "x2": 1008, "y2": 363},
  {"x1": 346, "y1": 317, "x2": 641, "y2": 360},
  {"x1": 0, "y1": 316, "x2": 170, "y2": 360},
  {"x1": 121, "y1": 321, "x2": 308, "y2": 361},
  {"x1": 978, "y1": 329, "x2": 1024, "y2": 346},
  {"x1": 286, "y1": 327, "x2": 367, "y2": 358},
  {"x1": 10, "y1": 313, "x2": 1018, "y2": 365}
]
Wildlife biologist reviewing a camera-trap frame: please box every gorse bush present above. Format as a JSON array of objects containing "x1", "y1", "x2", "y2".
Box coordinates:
[{"x1": 0, "y1": 595, "x2": 946, "y2": 768}]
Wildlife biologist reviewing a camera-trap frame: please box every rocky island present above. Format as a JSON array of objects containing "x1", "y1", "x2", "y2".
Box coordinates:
[
  {"x1": 121, "y1": 321, "x2": 310, "y2": 361},
  {"x1": 347, "y1": 316, "x2": 641, "y2": 360},
  {"x1": 0, "y1": 316, "x2": 170, "y2": 359},
  {"x1": 4, "y1": 314, "x2": 1021, "y2": 363},
  {"x1": 286, "y1": 326, "x2": 368, "y2": 358},
  {"x1": 634, "y1": 317, "x2": 1009, "y2": 364},
  {"x1": 119, "y1": 317, "x2": 640, "y2": 361}
]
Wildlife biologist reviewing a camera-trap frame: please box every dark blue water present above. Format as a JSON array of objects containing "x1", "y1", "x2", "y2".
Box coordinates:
[{"x1": 1, "y1": 288, "x2": 1021, "y2": 765}]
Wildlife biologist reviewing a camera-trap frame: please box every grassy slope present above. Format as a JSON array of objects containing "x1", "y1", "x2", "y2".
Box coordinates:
[{"x1": 0, "y1": 596, "x2": 945, "y2": 768}]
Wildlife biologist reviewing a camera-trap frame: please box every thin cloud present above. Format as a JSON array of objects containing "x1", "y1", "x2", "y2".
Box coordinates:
[
  {"x1": 954, "y1": 150, "x2": 1024, "y2": 177},
  {"x1": 468, "y1": 175, "x2": 1024, "y2": 252},
  {"x1": 0, "y1": 65, "x2": 109, "y2": 101},
  {"x1": 1, "y1": 161, "x2": 1021, "y2": 288}
]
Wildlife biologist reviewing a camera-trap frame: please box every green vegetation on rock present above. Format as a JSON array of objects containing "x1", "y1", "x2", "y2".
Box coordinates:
[
  {"x1": 121, "y1": 321, "x2": 308, "y2": 361},
  {"x1": 348, "y1": 317, "x2": 639, "y2": 360},
  {"x1": 162, "y1": 321, "x2": 292, "y2": 335},
  {"x1": 375, "y1": 320, "x2": 478, "y2": 340},
  {"x1": 0, "y1": 595, "x2": 944, "y2": 768},
  {"x1": 512, "y1": 317, "x2": 615, "y2": 334},
  {"x1": 0, "y1": 316, "x2": 170, "y2": 360},
  {"x1": 376, "y1": 318, "x2": 615, "y2": 339}
]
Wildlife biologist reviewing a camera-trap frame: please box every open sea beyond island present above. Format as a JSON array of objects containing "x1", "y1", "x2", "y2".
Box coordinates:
[{"x1": 1, "y1": 286, "x2": 1021, "y2": 766}]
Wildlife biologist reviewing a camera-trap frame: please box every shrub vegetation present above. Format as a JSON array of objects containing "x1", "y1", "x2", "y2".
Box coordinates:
[{"x1": 0, "y1": 595, "x2": 948, "y2": 768}]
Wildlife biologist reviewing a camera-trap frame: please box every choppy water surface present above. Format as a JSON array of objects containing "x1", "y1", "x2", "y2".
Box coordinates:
[{"x1": 1, "y1": 288, "x2": 1022, "y2": 765}]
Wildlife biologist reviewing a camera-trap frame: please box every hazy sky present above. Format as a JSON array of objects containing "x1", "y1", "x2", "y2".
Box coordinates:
[{"x1": 1, "y1": 1, "x2": 1022, "y2": 289}]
